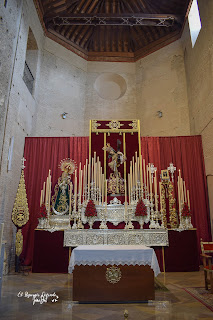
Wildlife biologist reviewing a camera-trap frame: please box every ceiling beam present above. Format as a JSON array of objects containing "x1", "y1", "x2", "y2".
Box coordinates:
[{"x1": 45, "y1": 13, "x2": 182, "y2": 27}]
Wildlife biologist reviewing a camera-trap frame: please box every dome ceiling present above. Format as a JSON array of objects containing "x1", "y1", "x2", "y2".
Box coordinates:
[{"x1": 34, "y1": 0, "x2": 191, "y2": 62}]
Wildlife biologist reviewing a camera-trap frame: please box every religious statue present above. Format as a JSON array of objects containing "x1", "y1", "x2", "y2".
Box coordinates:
[
  {"x1": 103, "y1": 140, "x2": 126, "y2": 195},
  {"x1": 51, "y1": 159, "x2": 76, "y2": 215}
]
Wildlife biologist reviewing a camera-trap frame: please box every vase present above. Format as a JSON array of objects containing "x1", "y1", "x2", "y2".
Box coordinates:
[
  {"x1": 139, "y1": 216, "x2": 145, "y2": 229},
  {"x1": 88, "y1": 216, "x2": 95, "y2": 229}
]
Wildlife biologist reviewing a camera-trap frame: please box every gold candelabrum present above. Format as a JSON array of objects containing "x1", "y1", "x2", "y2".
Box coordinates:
[{"x1": 38, "y1": 155, "x2": 192, "y2": 231}]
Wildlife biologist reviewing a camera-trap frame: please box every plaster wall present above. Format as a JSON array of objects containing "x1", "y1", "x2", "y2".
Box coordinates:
[
  {"x1": 0, "y1": 0, "x2": 44, "y2": 272},
  {"x1": 136, "y1": 40, "x2": 190, "y2": 136},
  {"x1": 84, "y1": 62, "x2": 137, "y2": 134},
  {"x1": 31, "y1": 38, "x2": 88, "y2": 136},
  {"x1": 181, "y1": 0, "x2": 213, "y2": 235}
]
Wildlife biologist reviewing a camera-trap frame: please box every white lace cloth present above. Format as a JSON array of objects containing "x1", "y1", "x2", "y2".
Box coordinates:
[{"x1": 68, "y1": 245, "x2": 160, "y2": 277}]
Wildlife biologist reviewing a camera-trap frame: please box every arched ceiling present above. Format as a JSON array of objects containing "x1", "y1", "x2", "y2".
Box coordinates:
[{"x1": 34, "y1": 0, "x2": 191, "y2": 62}]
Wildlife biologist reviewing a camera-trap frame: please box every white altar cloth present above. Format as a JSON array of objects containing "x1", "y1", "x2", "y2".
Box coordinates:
[{"x1": 68, "y1": 245, "x2": 160, "y2": 276}]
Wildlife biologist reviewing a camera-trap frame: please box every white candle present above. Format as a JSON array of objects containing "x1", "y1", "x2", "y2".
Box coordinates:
[
  {"x1": 154, "y1": 171, "x2": 158, "y2": 211},
  {"x1": 149, "y1": 164, "x2": 152, "y2": 201},
  {"x1": 69, "y1": 182, "x2": 73, "y2": 214},
  {"x1": 143, "y1": 159, "x2": 146, "y2": 185},
  {"x1": 125, "y1": 179, "x2": 127, "y2": 214},
  {"x1": 187, "y1": 190, "x2": 190, "y2": 210}
]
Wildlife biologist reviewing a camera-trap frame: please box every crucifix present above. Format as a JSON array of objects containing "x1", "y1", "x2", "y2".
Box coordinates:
[
  {"x1": 21, "y1": 157, "x2": 26, "y2": 170},
  {"x1": 167, "y1": 163, "x2": 176, "y2": 182},
  {"x1": 150, "y1": 163, "x2": 157, "y2": 184}
]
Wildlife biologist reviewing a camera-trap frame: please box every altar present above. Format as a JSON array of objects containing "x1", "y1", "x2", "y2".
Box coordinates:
[{"x1": 69, "y1": 245, "x2": 160, "y2": 302}]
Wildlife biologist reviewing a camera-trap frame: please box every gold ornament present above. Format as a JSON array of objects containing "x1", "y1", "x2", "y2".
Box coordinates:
[
  {"x1": 106, "y1": 120, "x2": 124, "y2": 131},
  {"x1": 12, "y1": 170, "x2": 29, "y2": 227},
  {"x1": 106, "y1": 266, "x2": 122, "y2": 284},
  {"x1": 160, "y1": 184, "x2": 167, "y2": 228},
  {"x1": 91, "y1": 120, "x2": 101, "y2": 131},
  {"x1": 59, "y1": 158, "x2": 76, "y2": 175},
  {"x1": 15, "y1": 229, "x2": 23, "y2": 256},
  {"x1": 128, "y1": 120, "x2": 138, "y2": 130},
  {"x1": 168, "y1": 181, "x2": 178, "y2": 228}
]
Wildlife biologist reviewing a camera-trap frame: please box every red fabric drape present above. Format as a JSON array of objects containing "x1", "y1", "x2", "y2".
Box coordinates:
[
  {"x1": 21, "y1": 137, "x2": 89, "y2": 265},
  {"x1": 141, "y1": 135, "x2": 211, "y2": 246},
  {"x1": 21, "y1": 135, "x2": 211, "y2": 266}
]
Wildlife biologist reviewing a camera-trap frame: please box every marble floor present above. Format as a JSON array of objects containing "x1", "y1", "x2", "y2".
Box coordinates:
[{"x1": 0, "y1": 269, "x2": 212, "y2": 320}]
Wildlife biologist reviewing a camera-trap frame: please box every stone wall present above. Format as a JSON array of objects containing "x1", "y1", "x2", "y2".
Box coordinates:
[
  {"x1": 0, "y1": 0, "x2": 44, "y2": 272},
  {"x1": 181, "y1": 0, "x2": 213, "y2": 236},
  {"x1": 136, "y1": 40, "x2": 190, "y2": 136}
]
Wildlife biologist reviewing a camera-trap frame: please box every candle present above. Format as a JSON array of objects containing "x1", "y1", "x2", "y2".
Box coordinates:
[
  {"x1": 92, "y1": 157, "x2": 94, "y2": 182},
  {"x1": 130, "y1": 161, "x2": 132, "y2": 196},
  {"x1": 102, "y1": 174, "x2": 104, "y2": 206},
  {"x1": 187, "y1": 190, "x2": 190, "y2": 210},
  {"x1": 105, "y1": 179, "x2": 107, "y2": 213},
  {"x1": 128, "y1": 174, "x2": 130, "y2": 203},
  {"x1": 74, "y1": 170, "x2": 77, "y2": 211},
  {"x1": 178, "y1": 175, "x2": 181, "y2": 213},
  {"x1": 154, "y1": 171, "x2": 158, "y2": 211},
  {"x1": 140, "y1": 157, "x2": 143, "y2": 195},
  {"x1": 143, "y1": 159, "x2": 146, "y2": 185},
  {"x1": 88, "y1": 159, "x2": 91, "y2": 198},
  {"x1": 132, "y1": 157, "x2": 135, "y2": 189},
  {"x1": 124, "y1": 179, "x2": 127, "y2": 214},
  {"x1": 183, "y1": 181, "x2": 187, "y2": 203},
  {"x1": 159, "y1": 182, "x2": 162, "y2": 212},
  {"x1": 43, "y1": 182, "x2": 46, "y2": 203},
  {"x1": 149, "y1": 164, "x2": 152, "y2": 201},
  {"x1": 69, "y1": 182, "x2": 73, "y2": 214},
  {"x1": 146, "y1": 165, "x2": 149, "y2": 196},
  {"x1": 40, "y1": 190, "x2": 43, "y2": 206}
]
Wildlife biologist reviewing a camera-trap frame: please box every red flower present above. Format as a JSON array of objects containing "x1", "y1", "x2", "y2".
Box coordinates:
[
  {"x1": 85, "y1": 200, "x2": 97, "y2": 217},
  {"x1": 181, "y1": 202, "x2": 191, "y2": 217},
  {"x1": 135, "y1": 199, "x2": 147, "y2": 216},
  {"x1": 38, "y1": 204, "x2": 47, "y2": 218}
]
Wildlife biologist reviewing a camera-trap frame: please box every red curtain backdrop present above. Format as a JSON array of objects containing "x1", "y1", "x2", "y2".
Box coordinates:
[
  {"x1": 141, "y1": 136, "x2": 212, "y2": 247},
  {"x1": 21, "y1": 135, "x2": 211, "y2": 266},
  {"x1": 21, "y1": 137, "x2": 89, "y2": 265}
]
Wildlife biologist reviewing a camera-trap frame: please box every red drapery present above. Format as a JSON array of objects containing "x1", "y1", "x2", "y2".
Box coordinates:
[
  {"x1": 141, "y1": 136, "x2": 212, "y2": 246},
  {"x1": 21, "y1": 135, "x2": 211, "y2": 266},
  {"x1": 21, "y1": 137, "x2": 89, "y2": 265}
]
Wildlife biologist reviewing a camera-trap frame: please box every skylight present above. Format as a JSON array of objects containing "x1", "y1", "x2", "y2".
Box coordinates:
[{"x1": 188, "y1": 0, "x2": 202, "y2": 47}]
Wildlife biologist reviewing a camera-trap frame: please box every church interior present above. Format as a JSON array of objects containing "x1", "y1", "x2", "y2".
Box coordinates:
[{"x1": 0, "y1": 0, "x2": 213, "y2": 319}]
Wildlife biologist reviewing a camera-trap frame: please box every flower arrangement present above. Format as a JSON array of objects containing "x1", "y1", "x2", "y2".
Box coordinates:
[
  {"x1": 85, "y1": 200, "x2": 97, "y2": 217},
  {"x1": 135, "y1": 199, "x2": 147, "y2": 216},
  {"x1": 38, "y1": 204, "x2": 47, "y2": 219},
  {"x1": 181, "y1": 202, "x2": 191, "y2": 217}
]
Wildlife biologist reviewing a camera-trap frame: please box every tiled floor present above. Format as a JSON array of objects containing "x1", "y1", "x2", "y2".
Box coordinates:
[{"x1": 0, "y1": 270, "x2": 212, "y2": 320}]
